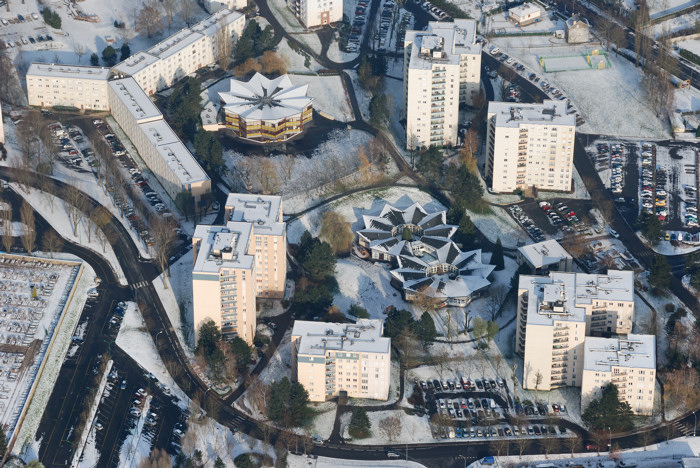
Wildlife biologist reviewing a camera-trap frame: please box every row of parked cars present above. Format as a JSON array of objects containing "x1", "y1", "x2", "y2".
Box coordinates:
[
  {"x1": 376, "y1": 0, "x2": 397, "y2": 50},
  {"x1": 420, "y1": 376, "x2": 506, "y2": 393},
  {"x1": 683, "y1": 185, "x2": 698, "y2": 228},
  {"x1": 539, "y1": 201, "x2": 581, "y2": 234},
  {"x1": 346, "y1": 0, "x2": 370, "y2": 52},
  {"x1": 434, "y1": 422, "x2": 566, "y2": 440},
  {"x1": 413, "y1": 0, "x2": 452, "y2": 21},
  {"x1": 509, "y1": 205, "x2": 546, "y2": 242}
]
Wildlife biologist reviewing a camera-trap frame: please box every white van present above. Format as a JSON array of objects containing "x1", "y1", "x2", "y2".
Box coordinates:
[{"x1": 86, "y1": 288, "x2": 99, "y2": 298}]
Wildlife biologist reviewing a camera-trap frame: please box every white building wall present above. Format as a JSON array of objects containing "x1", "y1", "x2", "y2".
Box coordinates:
[
  {"x1": 26, "y1": 74, "x2": 109, "y2": 110},
  {"x1": 0, "y1": 101, "x2": 4, "y2": 144},
  {"x1": 295, "y1": 0, "x2": 342, "y2": 28}
]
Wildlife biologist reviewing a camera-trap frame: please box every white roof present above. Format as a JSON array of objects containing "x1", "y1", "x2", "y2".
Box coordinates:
[
  {"x1": 27, "y1": 63, "x2": 110, "y2": 80},
  {"x1": 193, "y1": 221, "x2": 254, "y2": 273},
  {"x1": 584, "y1": 334, "x2": 656, "y2": 372},
  {"x1": 405, "y1": 19, "x2": 480, "y2": 71},
  {"x1": 292, "y1": 320, "x2": 391, "y2": 356},
  {"x1": 112, "y1": 51, "x2": 160, "y2": 76},
  {"x1": 147, "y1": 28, "x2": 205, "y2": 61},
  {"x1": 488, "y1": 100, "x2": 576, "y2": 128},
  {"x1": 108, "y1": 78, "x2": 162, "y2": 123},
  {"x1": 218, "y1": 73, "x2": 313, "y2": 122},
  {"x1": 518, "y1": 240, "x2": 572, "y2": 269},
  {"x1": 520, "y1": 270, "x2": 634, "y2": 327},
  {"x1": 191, "y1": 8, "x2": 244, "y2": 37},
  {"x1": 139, "y1": 119, "x2": 209, "y2": 184},
  {"x1": 225, "y1": 193, "x2": 285, "y2": 236},
  {"x1": 509, "y1": 3, "x2": 540, "y2": 18}
]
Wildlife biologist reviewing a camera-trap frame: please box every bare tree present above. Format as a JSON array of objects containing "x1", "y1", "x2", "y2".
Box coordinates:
[
  {"x1": 246, "y1": 158, "x2": 280, "y2": 194},
  {"x1": 20, "y1": 201, "x2": 36, "y2": 254},
  {"x1": 215, "y1": 20, "x2": 233, "y2": 70},
  {"x1": 488, "y1": 285, "x2": 507, "y2": 320},
  {"x1": 135, "y1": 2, "x2": 163, "y2": 38},
  {"x1": 534, "y1": 370, "x2": 543, "y2": 403},
  {"x1": 511, "y1": 363, "x2": 519, "y2": 402},
  {"x1": 638, "y1": 429, "x2": 653, "y2": 451},
  {"x1": 489, "y1": 438, "x2": 509, "y2": 457},
  {"x1": 63, "y1": 185, "x2": 88, "y2": 237},
  {"x1": 72, "y1": 40, "x2": 87, "y2": 64},
  {"x1": 162, "y1": 0, "x2": 178, "y2": 32},
  {"x1": 539, "y1": 437, "x2": 559, "y2": 459},
  {"x1": 1, "y1": 203, "x2": 12, "y2": 252},
  {"x1": 515, "y1": 435, "x2": 530, "y2": 459},
  {"x1": 41, "y1": 230, "x2": 64, "y2": 258},
  {"x1": 180, "y1": 0, "x2": 197, "y2": 26},
  {"x1": 137, "y1": 447, "x2": 172, "y2": 468},
  {"x1": 150, "y1": 216, "x2": 176, "y2": 283},
  {"x1": 431, "y1": 349, "x2": 450, "y2": 379},
  {"x1": 378, "y1": 415, "x2": 402, "y2": 442}
]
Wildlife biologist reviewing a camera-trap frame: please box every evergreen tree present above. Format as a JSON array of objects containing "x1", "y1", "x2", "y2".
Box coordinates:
[
  {"x1": 348, "y1": 304, "x2": 370, "y2": 319},
  {"x1": 0, "y1": 426, "x2": 6, "y2": 460},
  {"x1": 120, "y1": 43, "x2": 131, "y2": 61},
  {"x1": 102, "y1": 46, "x2": 118, "y2": 66},
  {"x1": 582, "y1": 383, "x2": 635, "y2": 431},
  {"x1": 416, "y1": 311, "x2": 437, "y2": 346},
  {"x1": 90, "y1": 53, "x2": 99, "y2": 66},
  {"x1": 269, "y1": 377, "x2": 310, "y2": 427},
  {"x1": 492, "y1": 238, "x2": 505, "y2": 270},
  {"x1": 348, "y1": 408, "x2": 371, "y2": 438},
  {"x1": 649, "y1": 254, "x2": 671, "y2": 290},
  {"x1": 214, "y1": 457, "x2": 225, "y2": 468},
  {"x1": 196, "y1": 320, "x2": 221, "y2": 357},
  {"x1": 302, "y1": 241, "x2": 336, "y2": 282},
  {"x1": 230, "y1": 337, "x2": 252, "y2": 367},
  {"x1": 384, "y1": 308, "x2": 415, "y2": 338}
]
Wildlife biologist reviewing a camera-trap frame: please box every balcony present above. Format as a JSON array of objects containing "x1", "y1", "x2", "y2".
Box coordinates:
[
  {"x1": 551, "y1": 363, "x2": 568, "y2": 369},
  {"x1": 552, "y1": 349, "x2": 567, "y2": 356},
  {"x1": 553, "y1": 330, "x2": 569, "y2": 337},
  {"x1": 551, "y1": 374, "x2": 565, "y2": 381},
  {"x1": 591, "y1": 309, "x2": 608, "y2": 316}
]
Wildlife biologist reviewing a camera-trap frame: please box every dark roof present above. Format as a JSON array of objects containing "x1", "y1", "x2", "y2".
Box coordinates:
[
  {"x1": 424, "y1": 226, "x2": 452, "y2": 238},
  {"x1": 453, "y1": 252, "x2": 477, "y2": 269},
  {"x1": 410, "y1": 207, "x2": 427, "y2": 224},
  {"x1": 445, "y1": 243, "x2": 460, "y2": 264},
  {"x1": 420, "y1": 213, "x2": 443, "y2": 229},
  {"x1": 359, "y1": 230, "x2": 391, "y2": 241},
  {"x1": 399, "y1": 256, "x2": 426, "y2": 270},
  {"x1": 369, "y1": 218, "x2": 394, "y2": 231},
  {"x1": 421, "y1": 236, "x2": 450, "y2": 250},
  {"x1": 383, "y1": 208, "x2": 405, "y2": 226}
]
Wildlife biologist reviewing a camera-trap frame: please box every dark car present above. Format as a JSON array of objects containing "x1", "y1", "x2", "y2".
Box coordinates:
[
  {"x1": 533, "y1": 425, "x2": 541, "y2": 435},
  {"x1": 475, "y1": 380, "x2": 484, "y2": 390},
  {"x1": 433, "y1": 379, "x2": 441, "y2": 390}
]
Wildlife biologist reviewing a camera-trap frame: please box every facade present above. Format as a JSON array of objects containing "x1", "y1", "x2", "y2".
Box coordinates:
[
  {"x1": 108, "y1": 77, "x2": 211, "y2": 203},
  {"x1": 581, "y1": 334, "x2": 656, "y2": 416},
  {"x1": 508, "y1": 3, "x2": 541, "y2": 26},
  {"x1": 218, "y1": 73, "x2": 313, "y2": 143},
  {"x1": 192, "y1": 194, "x2": 286, "y2": 344},
  {"x1": 566, "y1": 15, "x2": 590, "y2": 43},
  {"x1": 112, "y1": 9, "x2": 245, "y2": 95},
  {"x1": 486, "y1": 100, "x2": 576, "y2": 193},
  {"x1": 357, "y1": 202, "x2": 494, "y2": 307},
  {"x1": 26, "y1": 63, "x2": 110, "y2": 110},
  {"x1": 291, "y1": 320, "x2": 391, "y2": 402},
  {"x1": 517, "y1": 239, "x2": 573, "y2": 274},
  {"x1": 287, "y1": 0, "x2": 342, "y2": 28},
  {"x1": 404, "y1": 20, "x2": 481, "y2": 150},
  {"x1": 0, "y1": 101, "x2": 4, "y2": 144},
  {"x1": 517, "y1": 270, "x2": 635, "y2": 391}
]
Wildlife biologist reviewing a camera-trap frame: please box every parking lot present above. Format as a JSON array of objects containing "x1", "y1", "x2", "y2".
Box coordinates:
[
  {"x1": 508, "y1": 199, "x2": 593, "y2": 244},
  {"x1": 418, "y1": 376, "x2": 573, "y2": 441},
  {"x1": 0, "y1": 10, "x2": 58, "y2": 51}
]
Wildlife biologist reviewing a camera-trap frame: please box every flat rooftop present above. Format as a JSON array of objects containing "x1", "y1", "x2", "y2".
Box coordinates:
[
  {"x1": 584, "y1": 334, "x2": 656, "y2": 372},
  {"x1": 112, "y1": 51, "x2": 160, "y2": 77},
  {"x1": 488, "y1": 100, "x2": 576, "y2": 128},
  {"x1": 147, "y1": 28, "x2": 204, "y2": 61},
  {"x1": 406, "y1": 19, "x2": 480, "y2": 71},
  {"x1": 27, "y1": 63, "x2": 110, "y2": 80},
  {"x1": 574, "y1": 270, "x2": 634, "y2": 305},
  {"x1": 191, "y1": 8, "x2": 244, "y2": 37},
  {"x1": 225, "y1": 193, "x2": 284, "y2": 236},
  {"x1": 292, "y1": 319, "x2": 391, "y2": 356},
  {"x1": 141, "y1": 125, "x2": 209, "y2": 184},
  {"x1": 509, "y1": 2, "x2": 540, "y2": 17},
  {"x1": 108, "y1": 77, "x2": 162, "y2": 123},
  {"x1": 518, "y1": 239, "x2": 572, "y2": 269},
  {"x1": 193, "y1": 222, "x2": 254, "y2": 274}
]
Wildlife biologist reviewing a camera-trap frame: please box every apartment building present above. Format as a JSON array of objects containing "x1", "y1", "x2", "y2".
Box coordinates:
[
  {"x1": 205, "y1": 0, "x2": 248, "y2": 12},
  {"x1": 508, "y1": 3, "x2": 541, "y2": 26},
  {"x1": 404, "y1": 20, "x2": 481, "y2": 150},
  {"x1": 517, "y1": 239, "x2": 573, "y2": 274},
  {"x1": 0, "y1": 101, "x2": 4, "y2": 144},
  {"x1": 192, "y1": 221, "x2": 256, "y2": 343},
  {"x1": 192, "y1": 194, "x2": 286, "y2": 343},
  {"x1": 286, "y1": 0, "x2": 342, "y2": 28},
  {"x1": 485, "y1": 100, "x2": 576, "y2": 193},
  {"x1": 224, "y1": 193, "x2": 287, "y2": 299},
  {"x1": 581, "y1": 334, "x2": 656, "y2": 416},
  {"x1": 517, "y1": 270, "x2": 635, "y2": 391},
  {"x1": 26, "y1": 63, "x2": 110, "y2": 110},
  {"x1": 112, "y1": 9, "x2": 245, "y2": 95},
  {"x1": 291, "y1": 319, "x2": 391, "y2": 402},
  {"x1": 108, "y1": 77, "x2": 211, "y2": 203}
]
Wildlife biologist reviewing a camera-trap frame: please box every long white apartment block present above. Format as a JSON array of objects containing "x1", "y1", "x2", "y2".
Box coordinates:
[
  {"x1": 286, "y1": 0, "x2": 342, "y2": 28},
  {"x1": 581, "y1": 334, "x2": 656, "y2": 416},
  {"x1": 108, "y1": 77, "x2": 211, "y2": 203},
  {"x1": 112, "y1": 9, "x2": 245, "y2": 95},
  {"x1": 26, "y1": 63, "x2": 110, "y2": 110},
  {"x1": 291, "y1": 320, "x2": 391, "y2": 402},
  {"x1": 486, "y1": 100, "x2": 576, "y2": 193},
  {"x1": 517, "y1": 270, "x2": 635, "y2": 391},
  {"x1": 193, "y1": 194, "x2": 286, "y2": 344},
  {"x1": 404, "y1": 20, "x2": 481, "y2": 150}
]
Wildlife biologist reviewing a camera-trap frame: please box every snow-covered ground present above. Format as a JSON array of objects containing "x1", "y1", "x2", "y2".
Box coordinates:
[
  {"x1": 467, "y1": 206, "x2": 527, "y2": 248},
  {"x1": 277, "y1": 38, "x2": 322, "y2": 72},
  {"x1": 340, "y1": 409, "x2": 432, "y2": 445},
  {"x1": 333, "y1": 257, "x2": 407, "y2": 318},
  {"x1": 652, "y1": 9, "x2": 700, "y2": 36},
  {"x1": 115, "y1": 302, "x2": 189, "y2": 406},
  {"x1": 288, "y1": 454, "x2": 427, "y2": 468},
  {"x1": 289, "y1": 73, "x2": 354, "y2": 121},
  {"x1": 676, "y1": 38, "x2": 700, "y2": 58},
  {"x1": 12, "y1": 254, "x2": 93, "y2": 457},
  {"x1": 489, "y1": 37, "x2": 669, "y2": 138},
  {"x1": 487, "y1": 10, "x2": 564, "y2": 34},
  {"x1": 648, "y1": 0, "x2": 696, "y2": 18},
  {"x1": 537, "y1": 167, "x2": 591, "y2": 201},
  {"x1": 151, "y1": 253, "x2": 195, "y2": 355},
  {"x1": 267, "y1": 0, "x2": 307, "y2": 32},
  {"x1": 258, "y1": 330, "x2": 292, "y2": 384}
]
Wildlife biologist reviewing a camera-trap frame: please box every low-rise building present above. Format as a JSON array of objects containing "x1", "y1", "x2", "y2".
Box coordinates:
[
  {"x1": 517, "y1": 239, "x2": 573, "y2": 274},
  {"x1": 218, "y1": 73, "x2": 313, "y2": 143},
  {"x1": 26, "y1": 63, "x2": 110, "y2": 110},
  {"x1": 486, "y1": 100, "x2": 576, "y2": 193},
  {"x1": 192, "y1": 194, "x2": 286, "y2": 344},
  {"x1": 291, "y1": 319, "x2": 391, "y2": 402},
  {"x1": 107, "y1": 77, "x2": 211, "y2": 204},
  {"x1": 404, "y1": 20, "x2": 481, "y2": 149},
  {"x1": 581, "y1": 334, "x2": 656, "y2": 416},
  {"x1": 508, "y1": 3, "x2": 541, "y2": 26},
  {"x1": 286, "y1": 0, "x2": 343, "y2": 28},
  {"x1": 566, "y1": 15, "x2": 590, "y2": 43},
  {"x1": 112, "y1": 9, "x2": 245, "y2": 95},
  {"x1": 517, "y1": 270, "x2": 635, "y2": 391}
]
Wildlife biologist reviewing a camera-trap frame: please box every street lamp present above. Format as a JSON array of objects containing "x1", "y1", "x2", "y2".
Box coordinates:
[
  {"x1": 155, "y1": 330, "x2": 164, "y2": 348},
  {"x1": 693, "y1": 411, "x2": 697, "y2": 437}
]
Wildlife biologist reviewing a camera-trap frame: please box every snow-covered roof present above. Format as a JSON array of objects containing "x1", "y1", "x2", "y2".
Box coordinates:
[
  {"x1": 519, "y1": 270, "x2": 634, "y2": 327},
  {"x1": 292, "y1": 319, "x2": 391, "y2": 356},
  {"x1": 358, "y1": 202, "x2": 494, "y2": 302},
  {"x1": 147, "y1": 28, "x2": 205, "y2": 60},
  {"x1": 583, "y1": 334, "x2": 656, "y2": 372},
  {"x1": 218, "y1": 73, "x2": 313, "y2": 122},
  {"x1": 518, "y1": 239, "x2": 572, "y2": 269},
  {"x1": 112, "y1": 51, "x2": 160, "y2": 76},
  {"x1": 108, "y1": 77, "x2": 162, "y2": 123},
  {"x1": 488, "y1": 100, "x2": 576, "y2": 128},
  {"x1": 139, "y1": 120, "x2": 209, "y2": 184},
  {"x1": 193, "y1": 221, "x2": 254, "y2": 274},
  {"x1": 225, "y1": 193, "x2": 285, "y2": 236},
  {"x1": 191, "y1": 8, "x2": 244, "y2": 37},
  {"x1": 405, "y1": 19, "x2": 480, "y2": 70},
  {"x1": 509, "y1": 2, "x2": 541, "y2": 18},
  {"x1": 566, "y1": 14, "x2": 590, "y2": 28},
  {"x1": 27, "y1": 63, "x2": 110, "y2": 80}
]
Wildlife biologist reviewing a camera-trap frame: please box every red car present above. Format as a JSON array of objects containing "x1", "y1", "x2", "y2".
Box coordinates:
[{"x1": 69, "y1": 150, "x2": 78, "y2": 156}]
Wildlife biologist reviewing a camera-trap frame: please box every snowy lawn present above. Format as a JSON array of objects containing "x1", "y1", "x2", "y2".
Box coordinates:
[
  {"x1": 277, "y1": 39, "x2": 322, "y2": 72},
  {"x1": 341, "y1": 409, "x2": 433, "y2": 445},
  {"x1": 258, "y1": 330, "x2": 292, "y2": 384},
  {"x1": 491, "y1": 36, "x2": 669, "y2": 138},
  {"x1": 466, "y1": 205, "x2": 528, "y2": 248},
  {"x1": 267, "y1": 0, "x2": 307, "y2": 32},
  {"x1": 288, "y1": 73, "x2": 354, "y2": 121},
  {"x1": 151, "y1": 253, "x2": 195, "y2": 355},
  {"x1": 287, "y1": 454, "x2": 427, "y2": 468}
]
